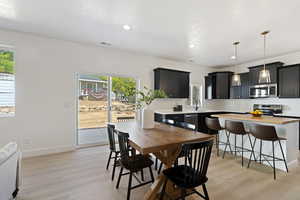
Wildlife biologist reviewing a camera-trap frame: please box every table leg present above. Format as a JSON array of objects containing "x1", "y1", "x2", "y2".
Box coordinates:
[{"x1": 143, "y1": 145, "x2": 182, "y2": 200}]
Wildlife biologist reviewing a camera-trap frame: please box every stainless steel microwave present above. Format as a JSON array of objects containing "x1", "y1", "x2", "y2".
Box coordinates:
[{"x1": 249, "y1": 84, "x2": 277, "y2": 98}]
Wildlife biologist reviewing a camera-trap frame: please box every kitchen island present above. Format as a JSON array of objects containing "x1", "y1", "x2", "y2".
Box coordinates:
[{"x1": 213, "y1": 114, "x2": 300, "y2": 171}]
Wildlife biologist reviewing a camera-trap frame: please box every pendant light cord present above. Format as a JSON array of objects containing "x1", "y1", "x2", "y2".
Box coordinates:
[{"x1": 264, "y1": 33, "x2": 266, "y2": 71}]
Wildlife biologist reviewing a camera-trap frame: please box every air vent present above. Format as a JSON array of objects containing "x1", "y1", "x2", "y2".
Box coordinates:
[{"x1": 100, "y1": 42, "x2": 112, "y2": 46}]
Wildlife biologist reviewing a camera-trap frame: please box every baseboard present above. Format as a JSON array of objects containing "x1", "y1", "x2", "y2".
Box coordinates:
[
  {"x1": 287, "y1": 159, "x2": 299, "y2": 169},
  {"x1": 22, "y1": 145, "x2": 76, "y2": 158}
]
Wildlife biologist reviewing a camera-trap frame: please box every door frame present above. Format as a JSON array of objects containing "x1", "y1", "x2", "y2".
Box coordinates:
[{"x1": 75, "y1": 72, "x2": 140, "y2": 148}]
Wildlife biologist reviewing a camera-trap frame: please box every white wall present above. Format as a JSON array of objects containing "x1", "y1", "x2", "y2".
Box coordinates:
[
  {"x1": 210, "y1": 51, "x2": 300, "y2": 116},
  {"x1": 0, "y1": 29, "x2": 213, "y2": 157}
]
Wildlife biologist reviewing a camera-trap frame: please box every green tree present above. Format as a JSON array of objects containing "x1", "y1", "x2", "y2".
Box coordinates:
[
  {"x1": 98, "y1": 76, "x2": 136, "y2": 98},
  {"x1": 0, "y1": 50, "x2": 14, "y2": 74}
]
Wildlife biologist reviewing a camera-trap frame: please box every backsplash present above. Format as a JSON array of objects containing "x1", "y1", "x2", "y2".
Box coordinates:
[{"x1": 206, "y1": 98, "x2": 300, "y2": 116}]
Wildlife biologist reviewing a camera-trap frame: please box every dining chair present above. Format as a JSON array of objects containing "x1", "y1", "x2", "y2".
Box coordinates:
[
  {"x1": 115, "y1": 131, "x2": 154, "y2": 200},
  {"x1": 159, "y1": 139, "x2": 214, "y2": 200},
  {"x1": 106, "y1": 124, "x2": 120, "y2": 181}
]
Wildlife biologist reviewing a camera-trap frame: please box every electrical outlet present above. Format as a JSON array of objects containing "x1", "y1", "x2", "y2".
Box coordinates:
[{"x1": 23, "y1": 139, "x2": 32, "y2": 146}]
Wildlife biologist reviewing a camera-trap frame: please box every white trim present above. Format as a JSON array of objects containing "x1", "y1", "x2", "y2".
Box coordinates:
[
  {"x1": 79, "y1": 78, "x2": 106, "y2": 83},
  {"x1": 22, "y1": 145, "x2": 75, "y2": 158}
]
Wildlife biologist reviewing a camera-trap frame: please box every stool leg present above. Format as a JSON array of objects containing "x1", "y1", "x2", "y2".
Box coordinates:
[
  {"x1": 260, "y1": 140, "x2": 263, "y2": 164},
  {"x1": 278, "y1": 140, "x2": 289, "y2": 173},
  {"x1": 234, "y1": 134, "x2": 237, "y2": 157},
  {"x1": 272, "y1": 141, "x2": 276, "y2": 180},
  {"x1": 247, "y1": 134, "x2": 257, "y2": 161},
  {"x1": 216, "y1": 133, "x2": 220, "y2": 157},
  {"x1": 242, "y1": 135, "x2": 244, "y2": 167},
  {"x1": 247, "y1": 137, "x2": 257, "y2": 168},
  {"x1": 222, "y1": 131, "x2": 231, "y2": 158}
]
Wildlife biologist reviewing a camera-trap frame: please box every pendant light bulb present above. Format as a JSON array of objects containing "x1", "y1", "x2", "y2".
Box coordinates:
[
  {"x1": 258, "y1": 31, "x2": 271, "y2": 84},
  {"x1": 231, "y1": 41, "x2": 241, "y2": 86}
]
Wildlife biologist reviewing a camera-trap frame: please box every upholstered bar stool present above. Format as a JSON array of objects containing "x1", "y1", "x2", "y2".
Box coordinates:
[
  {"x1": 247, "y1": 124, "x2": 288, "y2": 180},
  {"x1": 224, "y1": 120, "x2": 255, "y2": 166},
  {"x1": 205, "y1": 117, "x2": 230, "y2": 156}
]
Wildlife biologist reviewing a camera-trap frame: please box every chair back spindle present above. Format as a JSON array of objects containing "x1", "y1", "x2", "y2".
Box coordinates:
[
  {"x1": 107, "y1": 124, "x2": 117, "y2": 151},
  {"x1": 182, "y1": 140, "x2": 213, "y2": 186},
  {"x1": 116, "y1": 131, "x2": 131, "y2": 160}
]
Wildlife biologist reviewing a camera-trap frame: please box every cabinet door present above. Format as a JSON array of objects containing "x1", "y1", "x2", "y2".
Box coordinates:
[
  {"x1": 249, "y1": 67, "x2": 260, "y2": 85},
  {"x1": 154, "y1": 69, "x2": 190, "y2": 98},
  {"x1": 205, "y1": 76, "x2": 213, "y2": 99},
  {"x1": 278, "y1": 65, "x2": 300, "y2": 98},
  {"x1": 240, "y1": 73, "x2": 250, "y2": 99},
  {"x1": 216, "y1": 73, "x2": 230, "y2": 99}
]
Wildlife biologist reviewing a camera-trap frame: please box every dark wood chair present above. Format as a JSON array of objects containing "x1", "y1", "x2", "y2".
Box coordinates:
[
  {"x1": 116, "y1": 131, "x2": 155, "y2": 200},
  {"x1": 106, "y1": 124, "x2": 120, "y2": 181},
  {"x1": 159, "y1": 139, "x2": 214, "y2": 200},
  {"x1": 224, "y1": 120, "x2": 256, "y2": 166},
  {"x1": 247, "y1": 124, "x2": 288, "y2": 179}
]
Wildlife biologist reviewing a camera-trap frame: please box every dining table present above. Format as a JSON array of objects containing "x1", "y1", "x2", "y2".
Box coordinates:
[{"x1": 114, "y1": 120, "x2": 214, "y2": 200}]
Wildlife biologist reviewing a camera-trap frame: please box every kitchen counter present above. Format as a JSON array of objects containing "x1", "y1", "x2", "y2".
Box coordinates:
[
  {"x1": 155, "y1": 109, "x2": 244, "y2": 115},
  {"x1": 212, "y1": 113, "x2": 300, "y2": 125}
]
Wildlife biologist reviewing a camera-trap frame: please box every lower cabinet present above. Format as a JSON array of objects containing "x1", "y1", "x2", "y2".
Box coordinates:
[{"x1": 155, "y1": 112, "x2": 232, "y2": 133}]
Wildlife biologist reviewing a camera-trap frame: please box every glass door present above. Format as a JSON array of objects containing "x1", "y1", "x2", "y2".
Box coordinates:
[
  {"x1": 77, "y1": 74, "x2": 109, "y2": 145},
  {"x1": 110, "y1": 76, "x2": 137, "y2": 123},
  {"x1": 76, "y1": 74, "x2": 137, "y2": 146}
]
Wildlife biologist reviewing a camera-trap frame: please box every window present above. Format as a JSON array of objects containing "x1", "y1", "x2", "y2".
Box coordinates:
[{"x1": 0, "y1": 48, "x2": 15, "y2": 117}]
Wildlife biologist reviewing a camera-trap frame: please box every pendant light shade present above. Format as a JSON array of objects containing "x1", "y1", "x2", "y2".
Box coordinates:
[
  {"x1": 231, "y1": 41, "x2": 241, "y2": 86},
  {"x1": 258, "y1": 31, "x2": 271, "y2": 84},
  {"x1": 258, "y1": 68, "x2": 271, "y2": 84},
  {"x1": 231, "y1": 74, "x2": 241, "y2": 86}
]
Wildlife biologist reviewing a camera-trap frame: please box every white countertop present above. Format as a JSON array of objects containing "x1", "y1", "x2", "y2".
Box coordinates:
[{"x1": 154, "y1": 109, "x2": 243, "y2": 115}]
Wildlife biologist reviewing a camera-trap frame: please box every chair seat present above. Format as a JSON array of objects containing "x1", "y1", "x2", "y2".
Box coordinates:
[
  {"x1": 163, "y1": 165, "x2": 208, "y2": 189},
  {"x1": 120, "y1": 155, "x2": 153, "y2": 172}
]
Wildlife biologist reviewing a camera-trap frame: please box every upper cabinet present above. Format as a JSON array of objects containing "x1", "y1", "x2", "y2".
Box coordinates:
[
  {"x1": 205, "y1": 72, "x2": 233, "y2": 99},
  {"x1": 278, "y1": 64, "x2": 300, "y2": 98},
  {"x1": 230, "y1": 72, "x2": 250, "y2": 99},
  {"x1": 248, "y1": 62, "x2": 284, "y2": 85},
  {"x1": 154, "y1": 68, "x2": 190, "y2": 98}
]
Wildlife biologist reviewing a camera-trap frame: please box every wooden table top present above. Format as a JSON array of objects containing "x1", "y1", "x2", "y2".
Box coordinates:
[
  {"x1": 114, "y1": 121, "x2": 214, "y2": 154},
  {"x1": 212, "y1": 114, "x2": 300, "y2": 125}
]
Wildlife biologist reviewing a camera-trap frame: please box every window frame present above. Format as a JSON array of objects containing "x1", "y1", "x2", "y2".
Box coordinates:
[{"x1": 0, "y1": 45, "x2": 15, "y2": 118}]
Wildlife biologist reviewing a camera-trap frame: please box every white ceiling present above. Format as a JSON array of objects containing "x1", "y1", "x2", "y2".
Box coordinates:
[{"x1": 0, "y1": 0, "x2": 300, "y2": 67}]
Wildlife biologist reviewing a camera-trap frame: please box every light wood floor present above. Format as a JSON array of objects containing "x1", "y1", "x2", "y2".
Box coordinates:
[{"x1": 18, "y1": 146, "x2": 300, "y2": 200}]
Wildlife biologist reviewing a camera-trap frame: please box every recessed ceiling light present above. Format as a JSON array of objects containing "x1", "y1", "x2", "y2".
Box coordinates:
[
  {"x1": 189, "y1": 44, "x2": 195, "y2": 48},
  {"x1": 123, "y1": 24, "x2": 132, "y2": 31},
  {"x1": 231, "y1": 55, "x2": 236, "y2": 60}
]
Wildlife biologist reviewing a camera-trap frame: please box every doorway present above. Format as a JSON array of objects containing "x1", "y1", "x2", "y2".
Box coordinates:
[{"x1": 76, "y1": 74, "x2": 137, "y2": 146}]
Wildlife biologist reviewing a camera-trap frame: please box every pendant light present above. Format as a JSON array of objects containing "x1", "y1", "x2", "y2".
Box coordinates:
[
  {"x1": 231, "y1": 41, "x2": 241, "y2": 86},
  {"x1": 258, "y1": 30, "x2": 271, "y2": 84}
]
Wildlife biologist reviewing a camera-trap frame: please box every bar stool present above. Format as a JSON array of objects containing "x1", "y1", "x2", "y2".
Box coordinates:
[
  {"x1": 247, "y1": 124, "x2": 288, "y2": 180},
  {"x1": 205, "y1": 117, "x2": 230, "y2": 156},
  {"x1": 224, "y1": 120, "x2": 255, "y2": 166}
]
